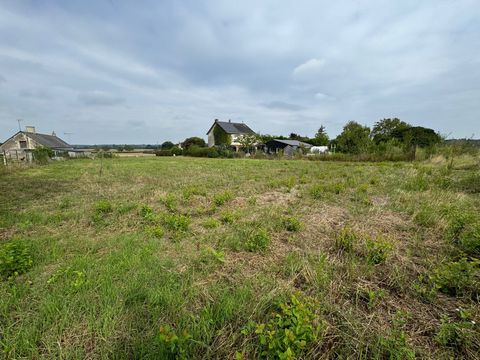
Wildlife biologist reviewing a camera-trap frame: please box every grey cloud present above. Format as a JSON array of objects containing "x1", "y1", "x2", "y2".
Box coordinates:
[
  {"x1": 262, "y1": 101, "x2": 304, "y2": 111},
  {"x1": 78, "y1": 91, "x2": 125, "y2": 106},
  {"x1": 128, "y1": 120, "x2": 145, "y2": 127},
  {"x1": 19, "y1": 89, "x2": 51, "y2": 99},
  {"x1": 0, "y1": 75, "x2": 5, "y2": 83},
  {"x1": 0, "y1": 1, "x2": 479, "y2": 143}
]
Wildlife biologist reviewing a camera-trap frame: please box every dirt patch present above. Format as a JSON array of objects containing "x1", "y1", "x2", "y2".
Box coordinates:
[{"x1": 257, "y1": 189, "x2": 300, "y2": 207}]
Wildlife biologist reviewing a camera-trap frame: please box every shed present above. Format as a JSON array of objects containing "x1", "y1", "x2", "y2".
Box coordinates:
[{"x1": 265, "y1": 139, "x2": 312, "y2": 155}]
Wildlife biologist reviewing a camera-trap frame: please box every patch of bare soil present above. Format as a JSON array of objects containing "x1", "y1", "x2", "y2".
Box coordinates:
[{"x1": 257, "y1": 188, "x2": 300, "y2": 207}]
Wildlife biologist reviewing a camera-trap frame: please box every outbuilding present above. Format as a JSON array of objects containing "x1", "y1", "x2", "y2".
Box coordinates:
[
  {"x1": 0, "y1": 126, "x2": 81, "y2": 162},
  {"x1": 265, "y1": 139, "x2": 312, "y2": 156}
]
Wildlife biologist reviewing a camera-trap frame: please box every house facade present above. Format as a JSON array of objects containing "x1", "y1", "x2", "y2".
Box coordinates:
[
  {"x1": 0, "y1": 126, "x2": 73, "y2": 162},
  {"x1": 206, "y1": 119, "x2": 256, "y2": 151}
]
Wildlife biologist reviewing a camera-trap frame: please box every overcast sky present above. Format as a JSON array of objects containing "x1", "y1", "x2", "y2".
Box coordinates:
[{"x1": 0, "y1": 0, "x2": 479, "y2": 144}]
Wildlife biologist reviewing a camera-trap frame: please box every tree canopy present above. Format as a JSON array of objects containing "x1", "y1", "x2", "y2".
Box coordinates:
[
  {"x1": 182, "y1": 137, "x2": 206, "y2": 149},
  {"x1": 335, "y1": 121, "x2": 371, "y2": 154},
  {"x1": 371, "y1": 118, "x2": 411, "y2": 144},
  {"x1": 161, "y1": 141, "x2": 175, "y2": 150},
  {"x1": 310, "y1": 125, "x2": 329, "y2": 146}
]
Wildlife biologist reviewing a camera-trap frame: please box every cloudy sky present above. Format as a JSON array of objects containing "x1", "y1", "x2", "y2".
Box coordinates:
[{"x1": 0, "y1": 0, "x2": 479, "y2": 144}]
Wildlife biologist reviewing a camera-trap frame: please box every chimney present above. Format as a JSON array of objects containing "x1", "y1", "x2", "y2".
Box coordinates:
[
  {"x1": 25, "y1": 126, "x2": 36, "y2": 133},
  {"x1": 52, "y1": 131, "x2": 57, "y2": 137}
]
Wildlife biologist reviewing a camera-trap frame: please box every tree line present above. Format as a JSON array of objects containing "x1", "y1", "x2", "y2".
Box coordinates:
[{"x1": 157, "y1": 118, "x2": 444, "y2": 157}]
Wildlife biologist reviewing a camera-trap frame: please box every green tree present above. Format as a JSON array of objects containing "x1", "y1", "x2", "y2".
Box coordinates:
[
  {"x1": 237, "y1": 134, "x2": 258, "y2": 153},
  {"x1": 311, "y1": 125, "x2": 329, "y2": 146},
  {"x1": 394, "y1": 126, "x2": 442, "y2": 158},
  {"x1": 336, "y1": 121, "x2": 371, "y2": 154},
  {"x1": 371, "y1": 118, "x2": 411, "y2": 144},
  {"x1": 182, "y1": 137, "x2": 206, "y2": 149},
  {"x1": 161, "y1": 141, "x2": 175, "y2": 150}
]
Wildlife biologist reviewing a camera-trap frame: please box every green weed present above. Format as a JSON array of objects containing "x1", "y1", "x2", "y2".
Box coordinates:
[
  {"x1": 245, "y1": 229, "x2": 271, "y2": 252},
  {"x1": 281, "y1": 216, "x2": 302, "y2": 232},
  {"x1": 213, "y1": 190, "x2": 234, "y2": 206},
  {"x1": 202, "y1": 218, "x2": 221, "y2": 229},
  {"x1": 365, "y1": 236, "x2": 392, "y2": 265},
  {"x1": 435, "y1": 308, "x2": 476, "y2": 352},
  {"x1": 335, "y1": 227, "x2": 358, "y2": 252},
  {"x1": 145, "y1": 225, "x2": 165, "y2": 238},
  {"x1": 163, "y1": 213, "x2": 191, "y2": 232},
  {"x1": 310, "y1": 182, "x2": 345, "y2": 199},
  {"x1": 0, "y1": 239, "x2": 33, "y2": 279},
  {"x1": 433, "y1": 258, "x2": 479, "y2": 296},
  {"x1": 95, "y1": 199, "x2": 113, "y2": 214},
  {"x1": 252, "y1": 294, "x2": 323, "y2": 359},
  {"x1": 372, "y1": 311, "x2": 415, "y2": 360},
  {"x1": 157, "y1": 325, "x2": 191, "y2": 359},
  {"x1": 162, "y1": 193, "x2": 177, "y2": 212}
]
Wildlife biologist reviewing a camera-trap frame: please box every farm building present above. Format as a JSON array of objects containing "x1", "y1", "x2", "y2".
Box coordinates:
[
  {"x1": 0, "y1": 126, "x2": 85, "y2": 162},
  {"x1": 206, "y1": 119, "x2": 257, "y2": 151},
  {"x1": 265, "y1": 139, "x2": 312, "y2": 156}
]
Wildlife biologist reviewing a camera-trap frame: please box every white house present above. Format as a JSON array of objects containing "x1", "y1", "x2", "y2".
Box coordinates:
[{"x1": 206, "y1": 119, "x2": 256, "y2": 151}]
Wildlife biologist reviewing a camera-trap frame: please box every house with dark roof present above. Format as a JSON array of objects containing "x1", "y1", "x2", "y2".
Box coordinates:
[
  {"x1": 206, "y1": 119, "x2": 256, "y2": 151},
  {"x1": 0, "y1": 126, "x2": 78, "y2": 162},
  {"x1": 265, "y1": 139, "x2": 312, "y2": 156}
]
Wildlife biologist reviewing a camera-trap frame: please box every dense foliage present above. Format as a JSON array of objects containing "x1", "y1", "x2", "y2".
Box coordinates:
[
  {"x1": 182, "y1": 137, "x2": 206, "y2": 149},
  {"x1": 213, "y1": 124, "x2": 232, "y2": 146},
  {"x1": 32, "y1": 146, "x2": 53, "y2": 164}
]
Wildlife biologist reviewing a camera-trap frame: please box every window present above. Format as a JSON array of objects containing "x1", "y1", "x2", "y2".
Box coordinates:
[{"x1": 19, "y1": 140, "x2": 27, "y2": 149}]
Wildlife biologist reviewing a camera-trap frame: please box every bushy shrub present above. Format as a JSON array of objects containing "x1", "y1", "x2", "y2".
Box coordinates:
[
  {"x1": 365, "y1": 236, "x2": 392, "y2": 265},
  {"x1": 433, "y1": 258, "x2": 479, "y2": 296},
  {"x1": 155, "y1": 149, "x2": 173, "y2": 156},
  {"x1": 32, "y1": 146, "x2": 53, "y2": 164},
  {"x1": 245, "y1": 230, "x2": 270, "y2": 252},
  {"x1": 216, "y1": 145, "x2": 235, "y2": 158},
  {"x1": 0, "y1": 239, "x2": 33, "y2": 279},
  {"x1": 183, "y1": 146, "x2": 219, "y2": 158},
  {"x1": 251, "y1": 294, "x2": 323, "y2": 359},
  {"x1": 155, "y1": 146, "x2": 183, "y2": 156}
]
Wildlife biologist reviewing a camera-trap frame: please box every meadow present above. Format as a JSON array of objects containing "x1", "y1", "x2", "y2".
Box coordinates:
[{"x1": 0, "y1": 156, "x2": 479, "y2": 359}]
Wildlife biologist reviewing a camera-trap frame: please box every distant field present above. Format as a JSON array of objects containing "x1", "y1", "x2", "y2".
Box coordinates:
[{"x1": 0, "y1": 157, "x2": 479, "y2": 359}]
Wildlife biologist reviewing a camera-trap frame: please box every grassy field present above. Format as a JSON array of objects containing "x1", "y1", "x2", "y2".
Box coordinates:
[{"x1": 0, "y1": 156, "x2": 479, "y2": 359}]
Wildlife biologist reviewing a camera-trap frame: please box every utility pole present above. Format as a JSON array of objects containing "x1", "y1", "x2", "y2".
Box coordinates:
[{"x1": 17, "y1": 119, "x2": 23, "y2": 131}]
